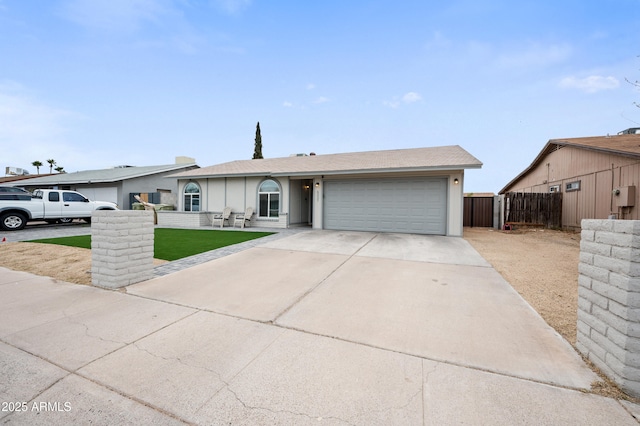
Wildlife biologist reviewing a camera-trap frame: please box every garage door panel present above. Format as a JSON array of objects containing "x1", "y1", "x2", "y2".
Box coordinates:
[{"x1": 324, "y1": 178, "x2": 447, "y2": 235}]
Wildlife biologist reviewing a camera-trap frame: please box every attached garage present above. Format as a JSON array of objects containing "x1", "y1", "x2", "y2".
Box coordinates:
[{"x1": 324, "y1": 177, "x2": 448, "y2": 235}]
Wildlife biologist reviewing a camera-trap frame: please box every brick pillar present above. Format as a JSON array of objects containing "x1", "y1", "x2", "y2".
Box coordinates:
[
  {"x1": 91, "y1": 210, "x2": 155, "y2": 289},
  {"x1": 577, "y1": 219, "x2": 640, "y2": 397}
]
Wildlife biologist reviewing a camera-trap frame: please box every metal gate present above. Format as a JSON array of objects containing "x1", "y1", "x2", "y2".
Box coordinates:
[{"x1": 463, "y1": 196, "x2": 494, "y2": 227}]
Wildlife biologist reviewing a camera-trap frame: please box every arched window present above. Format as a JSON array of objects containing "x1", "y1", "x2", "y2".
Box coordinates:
[
  {"x1": 183, "y1": 182, "x2": 200, "y2": 212},
  {"x1": 258, "y1": 179, "x2": 280, "y2": 218}
]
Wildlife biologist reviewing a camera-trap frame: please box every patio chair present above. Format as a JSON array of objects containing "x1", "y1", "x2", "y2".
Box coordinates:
[
  {"x1": 212, "y1": 207, "x2": 232, "y2": 228},
  {"x1": 233, "y1": 207, "x2": 254, "y2": 228}
]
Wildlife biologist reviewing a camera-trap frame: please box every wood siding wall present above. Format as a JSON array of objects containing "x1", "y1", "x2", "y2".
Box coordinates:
[{"x1": 502, "y1": 146, "x2": 640, "y2": 228}]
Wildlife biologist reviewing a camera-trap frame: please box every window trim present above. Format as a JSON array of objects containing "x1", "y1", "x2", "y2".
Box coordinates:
[
  {"x1": 183, "y1": 182, "x2": 201, "y2": 212},
  {"x1": 258, "y1": 179, "x2": 281, "y2": 218},
  {"x1": 565, "y1": 181, "x2": 581, "y2": 192}
]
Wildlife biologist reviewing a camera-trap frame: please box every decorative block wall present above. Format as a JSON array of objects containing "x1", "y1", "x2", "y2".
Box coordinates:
[
  {"x1": 156, "y1": 211, "x2": 212, "y2": 228},
  {"x1": 156, "y1": 210, "x2": 282, "y2": 229},
  {"x1": 91, "y1": 210, "x2": 155, "y2": 289},
  {"x1": 577, "y1": 219, "x2": 640, "y2": 397}
]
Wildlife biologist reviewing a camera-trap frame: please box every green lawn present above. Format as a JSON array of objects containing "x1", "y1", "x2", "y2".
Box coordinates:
[{"x1": 29, "y1": 228, "x2": 274, "y2": 261}]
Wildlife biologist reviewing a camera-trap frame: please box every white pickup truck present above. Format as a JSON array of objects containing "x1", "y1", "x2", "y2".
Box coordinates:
[{"x1": 0, "y1": 189, "x2": 118, "y2": 231}]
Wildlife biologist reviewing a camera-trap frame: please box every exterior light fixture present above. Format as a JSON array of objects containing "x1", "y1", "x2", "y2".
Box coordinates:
[
  {"x1": 315, "y1": 182, "x2": 320, "y2": 188},
  {"x1": 454, "y1": 178, "x2": 459, "y2": 185}
]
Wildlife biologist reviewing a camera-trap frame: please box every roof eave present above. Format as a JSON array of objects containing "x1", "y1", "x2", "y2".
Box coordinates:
[
  {"x1": 278, "y1": 165, "x2": 482, "y2": 177},
  {"x1": 176, "y1": 164, "x2": 482, "y2": 180},
  {"x1": 558, "y1": 142, "x2": 640, "y2": 159},
  {"x1": 25, "y1": 164, "x2": 199, "y2": 185},
  {"x1": 175, "y1": 172, "x2": 271, "y2": 180}
]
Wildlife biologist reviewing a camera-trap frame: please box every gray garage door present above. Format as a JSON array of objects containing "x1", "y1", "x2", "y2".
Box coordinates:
[{"x1": 323, "y1": 178, "x2": 447, "y2": 235}]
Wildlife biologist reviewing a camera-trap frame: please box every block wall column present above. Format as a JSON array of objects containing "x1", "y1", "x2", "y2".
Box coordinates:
[
  {"x1": 91, "y1": 210, "x2": 155, "y2": 289},
  {"x1": 578, "y1": 219, "x2": 640, "y2": 397}
]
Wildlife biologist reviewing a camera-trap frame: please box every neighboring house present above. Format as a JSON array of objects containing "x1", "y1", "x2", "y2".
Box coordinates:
[
  {"x1": 499, "y1": 131, "x2": 640, "y2": 229},
  {"x1": 12, "y1": 158, "x2": 199, "y2": 209},
  {"x1": 0, "y1": 173, "x2": 56, "y2": 185},
  {"x1": 166, "y1": 146, "x2": 482, "y2": 237}
]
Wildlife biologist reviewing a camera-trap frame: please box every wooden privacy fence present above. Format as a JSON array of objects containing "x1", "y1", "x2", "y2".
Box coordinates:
[{"x1": 503, "y1": 192, "x2": 562, "y2": 228}]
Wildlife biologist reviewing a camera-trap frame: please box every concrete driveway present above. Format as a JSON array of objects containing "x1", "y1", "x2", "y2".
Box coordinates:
[{"x1": 1, "y1": 230, "x2": 638, "y2": 424}]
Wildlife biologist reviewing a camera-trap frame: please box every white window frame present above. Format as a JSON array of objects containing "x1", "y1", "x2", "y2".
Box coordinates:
[
  {"x1": 565, "y1": 181, "x2": 581, "y2": 192},
  {"x1": 183, "y1": 182, "x2": 201, "y2": 212},
  {"x1": 258, "y1": 179, "x2": 280, "y2": 218}
]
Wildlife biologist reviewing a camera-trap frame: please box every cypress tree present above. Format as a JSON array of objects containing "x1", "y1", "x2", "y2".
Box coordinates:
[{"x1": 253, "y1": 122, "x2": 264, "y2": 159}]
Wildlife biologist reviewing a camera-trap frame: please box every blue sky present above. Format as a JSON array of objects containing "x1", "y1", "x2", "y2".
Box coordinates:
[{"x1": 1, "y1": 0, "x2": 639, "y2": 192}]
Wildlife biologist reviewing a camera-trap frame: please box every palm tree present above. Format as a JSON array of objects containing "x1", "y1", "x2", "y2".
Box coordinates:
[
  {"x1": 31, "y1": 160, "x2": 43, "y2": 174},
  {"x1": 54, "y1": 166, "x2": 65, "y2": 173},
  {"x1": 46, "y1": 159, "x2": 56, "y2": 174}
]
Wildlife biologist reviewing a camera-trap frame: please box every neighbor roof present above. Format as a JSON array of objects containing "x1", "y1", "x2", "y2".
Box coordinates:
[
  {"x1": 172, "y1": 145, "x2": 482, "y2": 179},
  {"x1": 12, "y1": 163, "x2": 198, "y2": 186},
  {"x1": 0, "y1": 174, "x2": 56, "y2": 184},
  {"x1": 499, "y1": 133, "x2": 640, "y2": 194}
]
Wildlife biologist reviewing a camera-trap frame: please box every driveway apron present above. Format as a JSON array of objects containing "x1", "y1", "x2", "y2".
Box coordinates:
[{"x1": 1, "y1": 229, "x2": 637, "y2": 425}]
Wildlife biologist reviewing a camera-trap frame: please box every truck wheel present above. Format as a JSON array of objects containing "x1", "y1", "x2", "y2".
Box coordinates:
[
  {"x1": 58, "y1": 218, "x2": 73, "y2": 224},
  {"x1": 1, "y1": 212, "x2": 27, "y2": 231}
]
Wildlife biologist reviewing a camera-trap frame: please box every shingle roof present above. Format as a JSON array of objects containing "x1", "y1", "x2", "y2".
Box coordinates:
[
  {"x1": 172, "y1": 145, "x2": 482, "y2": 179},
  {"x1": 0, "y1": 174, "x2": 56, "y2": 184},
  {"x1": 13, "y1": 163, "x2": 198, "y2": 186},
  {"x1": 499, "y1": 133, "x2": 640, "y2": 194},
  {"x1": 548, "y1": 134, "x2": 640, "y2": 156}
]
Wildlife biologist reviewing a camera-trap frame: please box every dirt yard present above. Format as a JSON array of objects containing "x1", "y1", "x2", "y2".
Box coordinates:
[
  {"x1": 464, "y1": 227, "x2": 627, "y2": 400},
  {"x1": 0, "y1": 228, "x2": 630, "y2": 399},
  {"x1": 463, "y1": 227, "x2": 580, "y2": 345},
  {"x1": 0, "y1": 242, "x2": 166, "y2": 285}
]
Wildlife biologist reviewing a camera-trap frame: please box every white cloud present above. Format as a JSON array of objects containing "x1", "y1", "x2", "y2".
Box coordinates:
[
  {"x1": 210, "y1": 0, "x2": 251, "y2": 15},
  {"x1": 283, "y1": 101, "x2": 293, "y2": 108},
  {"x1": 424, "y1": 31, "x2": 452, "y2": 50},
  {"x1": 402, "y1": 92, "x2": 422, "y2": 103},
  {"x1": 313, "y1": 96, "x2": 329, "y2": 104},
  {"x1": 384, "y1": 92, "x2": 422, "y2": 108},
  {"x1": 0, "y1": 81, "x2": 78, "y2": 171},
  {"x1": 59, "y1": 0, "x2": 174, "y2": 33},
  {"x1": 307, "y1": 83, "x2": 316, "y2": 90},
  {"x1": 59, "y1": 0, "x2": 214, "y2": 54},
  {"x1": 559, "y1": 75, "x2": 620, "y2": 93}
]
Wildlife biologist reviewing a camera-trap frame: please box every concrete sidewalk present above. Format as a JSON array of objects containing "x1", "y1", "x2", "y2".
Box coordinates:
[{"x1": 1, "y1": 230, "x2": 639, "y2": 424}]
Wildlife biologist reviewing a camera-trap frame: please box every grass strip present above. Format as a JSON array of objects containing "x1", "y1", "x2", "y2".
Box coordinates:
[{"x1": 29, "y1": 228, "x2": 274, "y2": 261}]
